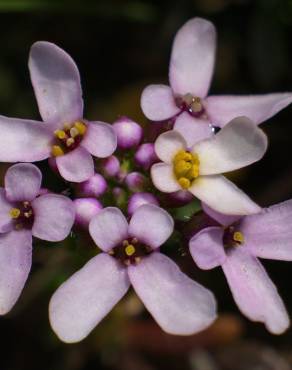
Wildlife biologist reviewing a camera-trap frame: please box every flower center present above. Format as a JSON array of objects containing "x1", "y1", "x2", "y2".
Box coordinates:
[
  {"x1": 109, "y1": 238, "x2": 152, "y2": 266},
  {"x1": 175, "y1": 93, "x2": 205, "y2": 117},
  {"x1": 9, "y1": 201, "x2": 34, "y2": 230},
  {"x1": 173, "y1": 150, "x2": 200, "y2": 189},
  {"x1": 223, "y1": 226, "x2": 244, "y2": 249},
  {"x1": 52, "y1": 121, "x2": 87, "y2": 157}
]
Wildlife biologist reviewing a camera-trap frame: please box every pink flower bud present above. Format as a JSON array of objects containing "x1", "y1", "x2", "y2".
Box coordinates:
[
  {"x1": 134, "y1": 143, "x2": 158, "y2": 170},
  {"x1": 101, "y1": 155, "x2": 120, "y2": 177},
  {"x1": 113, "y1": 117, "x2": 143, "y2": 149},
  {"x1": 74, "y1": 198, "x2": 103, "y2": 228},
  {"x1": 125, "y1": 172, "x2": 148, "y2": 192},
  {"x1": 127, "y1": 192, "x2": 159, "y2": 216},
  {"x1": 77, "y1": 173, "x2": 107, "y2": 198}
]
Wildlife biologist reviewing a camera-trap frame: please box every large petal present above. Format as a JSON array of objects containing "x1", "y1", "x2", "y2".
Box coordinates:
[
  {"x1": 140, "y1": 84, "x2": 180, "y2": 121},
  {"x1": 151, "y1": 163, "x2": 180, "y2": 193},
  {"x1": 190, "y1": 175, "x2": 261, "y2": 215},
  {"x1": 49, "y1": 253, "x2": 130, "y2": 343},
  {"x1": 174, "y1": 112, "x2": 214, "y2": 148},
  {"x1": 189, "y1": 226, "x2": 226, "y2": 270},
  {"x1": 155, "y1": 130, "x2": 187, "y2": 164},
  {"x1": 129, "y1": 252, "x2": 217, "y2": 335},
  {"x1": 193, "y1": 117, "x2": 268, "y2": 175},
  {"x1": 29, "y1": 41, "x2": 83, "y2": 126},
  {"x1": 129, "y1": 204, "x2": 174, "y2": 249},
  {"x1": 202, "y1": 203, "x2": 241, "y2": 227},
  {"x1": 222, "y1": 248, "x2": 289, "y2": 334},
  {"x1": 206, "y1": 93, "x2": 292, "y2": 127},
  {"x1": 0, "y1": 116, "x2": 52, "y2": 162},
  {"x1": 56, "y1": 147, "x2": 94, "y2": 183},
  {"x1": 240, "y1": 200, "x2": 292, "y2": 261},
  {"x1": 89, "y1": 207, "x2": 128, "y2": 252},
  {"x1": 0, "y1": 188, "x2": 13, "y2": 233},
  {"x1": 0, "y1": 230, "x2": 32, "y2": 315},
  {"x1": 169, "y1": 18, "x2": 216, "y2": 98},
  {"x1": 32, "y1": 194, "x2": 75, "y2": 241},
  {"x1": 81, "y1": 121, "x2": 117, "y2": 158},
  {"x1": 5, "y1": 163, "x2": 42, "y2": 202}
]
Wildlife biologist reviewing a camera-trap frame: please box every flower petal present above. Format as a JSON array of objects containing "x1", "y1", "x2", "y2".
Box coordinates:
[
  {"x1": 129, "y1": 204, "x2": 174, "y2": 249},
  {"x1": 169, "y1": 18, "x2": 216, "y2": 98},
  {"x1": 0, "y1": 188, "x2": 13, "y2": 233},
  {"x1": 154, "y1": 130, "x2": 187, "y2": 164},
  {"x1": 240, "y1": 200, "x2": 292, "y2": 261},
  {"x1": 193, "y1": 117, "x2": 268, "y2": 175},
  {"x1": 49, "y1": 253, "x2": 130, "y2": 343},
  {"x1": 29, "y1": 41, "x2": 83, "y2": 126},
  {"x1": 140, "y1": 84, "x2": 180, "y2": 121},
  {"x1": 5, "y1": 163, "x2": 42, "y2": 202},
  {"x1": 189, "y1": 226, "x2": 226, "y2": 269},
  {"x1": 0, "y1": 230, "x2": 32, "y2": 315},
  {"x1": 202, "y1": 203, "x2": 241, "y2": 227},
  {"x1": 56, "y1": 147, "x2": 94, "y2": 183},
  {"x1": 129, "y1": 252, "x2": 217, "y2": 335},
  {"x1": 81, "y1": 121, "x2": 117, "y2": 158},
  {"x1": 174, "y1": 112, "x2": 214, "y2": 148},
  {"x1": 0, "y1": 116, "x2": 52, "y2": 162},
  {"x1": 32, "y1": 194, "x2": 75, "y2": 241},
  {"x1": 222, "y1": 248, "x2": 289, "y2": 334},
  {"x1": 206, "y1": 93, "x2": 292, "y2": 127},
  {"x1": 151, "y1": 163, "x2": 180, "y2": 193},
  {"x1": 89, "y1": 207, "x2": 129, "y2": 252},
  {"x1": 190, "y1": 175, "x2": 261, "y2": 215}
]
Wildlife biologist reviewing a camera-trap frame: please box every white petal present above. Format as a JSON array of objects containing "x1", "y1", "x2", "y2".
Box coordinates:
[
  {"x1": 151, "y1": 163, "x2": 180, "y2": 193},
  {"x1": 154, "y1": 130, "x2": 187, "y2": 164}
]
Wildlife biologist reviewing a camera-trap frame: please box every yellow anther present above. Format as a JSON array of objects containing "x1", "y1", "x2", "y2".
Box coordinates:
[
  {"x1": 178, "y1": 177, "x2": 191, "y2": 189},
  {"x1": 54, "y1": 130, "x2": 67, "y2": 139},
  {"x1": 74, "y1": 121, "x2": 87, "y2": 135},
  {"x1": 173, "y1": 150, "x2": 200, "y2": 189},
  {"x1": 9, "y1": 208, "x2": 21, "y2": 219},
  {"x1": 233, "y1": 231, "x2": 244, "y2": 244},
  {"x1": 173, "y1": 150, "x2": 192, "y2": 163},
  {"x1": 66, "y1": 138, "x2": 75, "y2": 147},
  {"x1": 187, "y1": 165, "x2": 200, "y2": 179},
  {"x1": 174, "y1": 160, "x2": 192, "y2": 176},
  {"x1": 125, "y1": 244, "x2": 136, "y2": 256},
  {"x1": 52, "y1": 145, "x2": 64, "y2": 157},
  {"x1": 70, "y1": 127, "x2": 79, "y2": 138},
  {"x1": 191, "y1": 97, "x2": 202, "y2": 113}
]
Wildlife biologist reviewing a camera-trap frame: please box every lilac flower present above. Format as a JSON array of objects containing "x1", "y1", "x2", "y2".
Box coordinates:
[
  {"x1": 189, "y1": 201, "x2": 292, "y2": 334},
  {"x1": 76, "y1": 173, "x2": 107, "y2": 198},
  {"x1": 0, "y1": 42, "x2": 117, "y2": 182},
  {"x1": 127, "y1": 192, "x2": 159, "y2": 216},
  {"x1": 0, "y1": 163, "x2": 75, "y2": 314},
  {"x1": 141, "y1": 18, "x2": 292, "y2": 146},
  {"x1": 113, "y1": 116, "x2": 143, "y2": 149},
  {"x1": 151, "y1": 116, "x2": 267, "y2": 215},
  {"x1": 49, "y1": 204, "x2": 217, "y2": 343}
]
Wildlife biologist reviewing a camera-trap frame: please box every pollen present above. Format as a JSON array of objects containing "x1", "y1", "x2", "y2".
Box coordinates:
[
  {"x1": 125, "y1": 244, "x2": 136, "y2": 256},
  {"x1": 233, "y1": 231, "x2": 244, "y2": 244},
  {"x1": 74, "y1": 121, "x2": 87, "y2": 135},
  {"x1": 9, "y1": 208, "x2": 21, "y2": 219},
  {"x1": 173, "y1": 150, "x2": 200, "y2": 189},
  {"x1": 52, "y1": 145, "x2": 64, "y2": 157},
  {"x1": 54, "y1": 130, "x2": 67, "y2": 140}
]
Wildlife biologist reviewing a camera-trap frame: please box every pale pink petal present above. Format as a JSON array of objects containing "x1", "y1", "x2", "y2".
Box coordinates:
[
  {"x1": 0, "y1": 188, "x2": 14, "y2": 233},
  {"x1": 56, "y1": 147, "x2": 94, "y2": 183},
  {"x1": 49, "y1": 253, "x2": 130, "y2": 343},
  {"x1": 141, "y1": 84, "x2": 180, "y2": 121},
  {"x1": 151, "y1": 163, "x2": 180, "y2": 193},
  {"x1": 0, "y1": 230, "x2": 32, "y2": 315},
  {"x1": 169, "y1": 18, "x2": 216, "y2": 98},
  {"x1": 189, "y1": 226, "x2": 226, "y2": 269},
  {"x1": 129, "y1": 252, "x2": 217, "y2": 335},
  {"x1": 129, "y1": 205, "x2": 174, "y2": 249},
  {"x1": 5, "y1": 163, "x2": 42, "y2": 202},
  {"x1": 189, "y1": 175, "x2": 261, "y2": 215},
  {"x1": 0, "y1": 116, "x2": 52, "y2": 162},
  {"x1": 202, "y1": 203, "x2": 241, "y2": 227},
  {"x1": 222, "y1": 248, "x2": 289, "y2": 334},
  {"x1": 89, "y1": 207, "x2": 129, "y2": 252},
  {"x1": 154, "y1": 130, "x2": 187, "y2": 164},
  {"x1": 81, "y1": 121, "x2": 117, "y2": 158},
  {"x1": 193, "y1": 117, "x2": 268, "y2": 175},
  {"x1": 206, "y1": 93, "x2": 292, "y2": 127},
  {"x1": 29, "y1": 41, "x2": 83, "y2": 126}
]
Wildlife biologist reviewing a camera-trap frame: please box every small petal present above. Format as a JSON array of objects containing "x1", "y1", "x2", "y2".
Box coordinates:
[
  {"x1": 129, "y1": 205, "x2": 174, "y2": 249},
  {"x1": 141, "y1": 84, "x2": 180, "y2": 121},
  {"x1": 222, "y1": 248, "x2": 289, "y2": 334},
  {"x1": 0, "y1": 116, "x2": 52, "y2": 162},
  {"x1": 56, "y1": 147, "x2": 94, "y2": 183},
  {"x1": 151, "y1": 163, "x2": 180, "y2": 193},
  {"x1": 189, "y1": 226, "x2": 226, "y2": 269},
  {"x1": 0, "y1": 188, "x2": 14, "y2": 233},
  {"x1": 155, "y1": 130, "x2": 187, "y2": 164},
  {"x1": 190, "y1": 175, "x2": 261, "y2": 215},
  {"x1": 32, "y1": 194, "x2": 75, "y2": 241},
  {"x1": 129, "y1": 252, "x2": 217, "y2": 335},
  {"x1": 169, "y1": 18, "x2": 216, "y2": 98},
  {"x1": 89, "y1": 207, "x2": 128, "y2": 252},
  {"x1": 202, "y1": 203, "x2": 241, "y2": 227},
  {"x1": 5, "y1": 163, "x2": 42, "y2": 202},
  {"x1": 206, "y1": 93, "x2": 292, "y2": 127},
  {"x1": 49, "y1": 253, "x2": 130, "y2": 343},
  {"x1": 0, "y1": 230, "x2": 32, "y2": 315},
  {"x1": 193, "y1": 117, "x2": 268, "y2": 175},
  {"x1": 81, "y1": 121, "x2": 117, "y2": 158},
  {"x1": 29, "y1": 41, "x2": 83, "y2": 126}
]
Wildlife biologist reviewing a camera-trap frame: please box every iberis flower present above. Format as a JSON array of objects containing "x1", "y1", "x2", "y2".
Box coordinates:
[
  {"x1": 0, "y1": 163, "x2": 75, "y2": 314},
  {"x1": 141, "y1": 17, "x2": 292, "y2": 146},
  {"x1": 189, "y1": 201, "x2": 292, "y2": 334},
  {"x1": 49, "y1": 204, "x2": 217, "y2": 343},
  {"x1": 0, "y1": 42, "x2": 117, "y2": 182},
  {"x1": 151, "y1": 116, "x2": 267, "y2": 215}
]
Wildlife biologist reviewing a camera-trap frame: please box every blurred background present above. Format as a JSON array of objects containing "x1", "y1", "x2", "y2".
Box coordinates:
[{"x1": 0, "y1": 0, "x2": 292, "y2": 369}]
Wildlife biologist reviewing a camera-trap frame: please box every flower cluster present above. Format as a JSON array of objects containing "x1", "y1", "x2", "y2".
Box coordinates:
[{"x1": 0, "y1": 17, "x2": 292, "y2": 343}]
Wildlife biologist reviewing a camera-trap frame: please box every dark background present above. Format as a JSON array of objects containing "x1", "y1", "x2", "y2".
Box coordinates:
[{"x1": 0, "y1": 0, "x2": 292, "y2": 369}]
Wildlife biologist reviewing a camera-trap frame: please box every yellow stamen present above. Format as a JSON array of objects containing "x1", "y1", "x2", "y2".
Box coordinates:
[
  {"x1": 173, "y1": 150, "x2": 200, "y2": 189},
  {"x1": 9, "y1": 208, "x2": 20, "y2": 219},
  {"x1": 125, "y1": 244, "x2": 136, "y2": 256},
  {"x1": 233, "y1": 231, "x2": 244, "y2": 244},
  {"x1": 70, "y1": 127, "x2": 79, "y2": 138},
  {"x1": 191, "y1": 97, "x2": 202, "y2": 113},
  {"x1": 52, "y1": 145, "x2": 64, "y2": 157},
  {"x1": 178, "y1": 177, "x2": 191, "y2": 189},
  {"x1": 74, "y1": 121, "x2": 87, "y2": 135},
  {"x1": 66, "y1": 138, "x2": 75, "y2": 147},
  {"x1": 54, "y1": 130, "x2": 67, "y2": 140}
]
